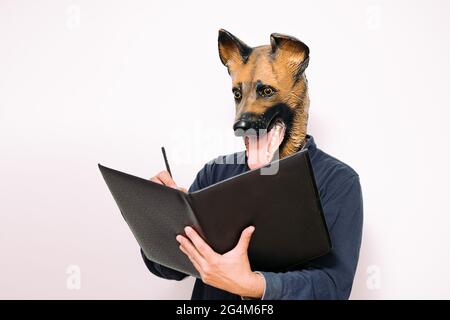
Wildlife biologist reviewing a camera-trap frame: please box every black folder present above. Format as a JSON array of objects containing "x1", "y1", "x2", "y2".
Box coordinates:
[{"x1": 99, "y1": 149, "x2": 331, "y2": 278}]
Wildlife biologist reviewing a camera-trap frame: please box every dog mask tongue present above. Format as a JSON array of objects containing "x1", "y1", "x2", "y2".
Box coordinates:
[{"x1": 245, "y1": 121, "x2": 286, "y2": 170}]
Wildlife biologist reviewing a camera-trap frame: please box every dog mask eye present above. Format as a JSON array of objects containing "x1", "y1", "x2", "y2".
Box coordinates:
[
  {"x1": 258, "y1": 86, "x2": 275, "y2": 98},
  {"x1": 233, "y1": 88, "x2": 242, "y2": 100}
]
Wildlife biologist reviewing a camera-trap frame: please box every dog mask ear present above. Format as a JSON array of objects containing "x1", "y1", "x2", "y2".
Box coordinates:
[
  {"x1": 218, "y1": 29, "x2": 252, "y2": 71},
  {"x1": 270, "y1": 33, "x2": 310, "y2": 80}
]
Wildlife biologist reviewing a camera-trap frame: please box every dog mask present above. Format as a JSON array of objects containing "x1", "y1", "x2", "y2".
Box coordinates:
[{"x1": 218, "y1": 29, "x2": 310, "y2": 168}]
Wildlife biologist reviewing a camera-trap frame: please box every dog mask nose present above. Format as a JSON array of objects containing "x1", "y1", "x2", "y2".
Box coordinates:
[
  {"x1": 233, "y1": 120, "x2": 252, "y2": 134},
  {"x1": 233, "y1": 113, "x2": 266, "y2": 137}
]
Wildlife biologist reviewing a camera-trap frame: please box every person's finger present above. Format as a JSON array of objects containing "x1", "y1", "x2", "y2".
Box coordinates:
[
  {"x1": 184, "y1": 226, "x2": 216, "y2": 259},
  {"x1": 179, "y1": 245, "x2": 203, "y2": 273},
  {"x1": 176, "y1": 235, "x2": 206, "y2": 266},
  {"x1": 235, "y1": 226, "x2": 255, "y2": 253},
  {"x1": 150, "y1": 176, "x2": 163, "y2": 184},
  {"x1": 157, "y1": 171, "x2": 178, "y2": 188},
  {"x1": 178, "y1": 187, "x2": 188, "y2": 193}
]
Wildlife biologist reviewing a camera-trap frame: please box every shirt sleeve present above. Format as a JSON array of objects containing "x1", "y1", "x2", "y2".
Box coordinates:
[
  {"x1": 258, "y1": 175, "x2": 363, "y2": 300},
  {"x1": 139, "y1": 163, "x2": 211, "y2": 281}
]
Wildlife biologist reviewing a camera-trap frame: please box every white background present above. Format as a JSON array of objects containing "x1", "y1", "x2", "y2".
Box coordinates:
[{"x1": 1, "y1": 0, "x2": 449, "y2": 299}]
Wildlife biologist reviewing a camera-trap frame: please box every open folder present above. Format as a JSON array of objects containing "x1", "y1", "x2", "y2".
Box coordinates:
[{"x1": 99, "y1": 149, "x2": 331, "y2": 278}]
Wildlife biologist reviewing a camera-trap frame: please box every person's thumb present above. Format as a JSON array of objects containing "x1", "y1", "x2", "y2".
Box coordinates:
[{"x1": 235, "y1": 226, "x2": 255, "y2": 253}]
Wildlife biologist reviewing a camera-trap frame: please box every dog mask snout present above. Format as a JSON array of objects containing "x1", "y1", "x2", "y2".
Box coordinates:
[{"x1": 233, "y1": 112, "x2": 268, "y2": 137}]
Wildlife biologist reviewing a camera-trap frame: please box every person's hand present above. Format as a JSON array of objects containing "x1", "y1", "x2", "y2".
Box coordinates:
[
  {"x1": 149, "y1": 170, "x2": 187, "y2": 193},
  {"x1": 176, "y1": 226, "x2": 265, "y2": 298}
]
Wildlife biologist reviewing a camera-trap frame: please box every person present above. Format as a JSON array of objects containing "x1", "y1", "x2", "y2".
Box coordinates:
[{"x1": 141, "y1": 134, "x2": 363, "y2": 300}]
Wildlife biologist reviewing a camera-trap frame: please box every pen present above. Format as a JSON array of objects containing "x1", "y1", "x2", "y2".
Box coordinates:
[{"x1": 161, "y1": 146, "x2": 172, "y2": 178}]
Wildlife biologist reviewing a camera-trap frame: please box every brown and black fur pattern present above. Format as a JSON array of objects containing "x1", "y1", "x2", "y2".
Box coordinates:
[{"x1": 218, "y1": 29, "x2": 310, "y2": 158}]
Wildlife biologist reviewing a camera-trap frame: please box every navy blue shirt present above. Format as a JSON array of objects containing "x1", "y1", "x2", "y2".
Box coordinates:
[{"x1": 141, "y1": 135, "x2": 363, "y2": 300}]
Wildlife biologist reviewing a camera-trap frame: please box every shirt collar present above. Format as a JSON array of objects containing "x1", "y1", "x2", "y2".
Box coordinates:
[
  {"x1": 300, "y1": 134, "x2": 317, "y2": 160},
  {"x1": 302, "y1": 134, "x2": 316, "y2": 152}
]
